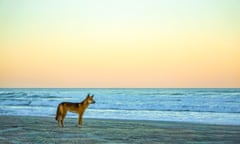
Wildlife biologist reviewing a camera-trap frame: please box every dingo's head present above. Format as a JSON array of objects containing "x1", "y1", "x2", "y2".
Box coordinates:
[{"x1": 86, "y1": 94, "x2": 96, "y2": 104}]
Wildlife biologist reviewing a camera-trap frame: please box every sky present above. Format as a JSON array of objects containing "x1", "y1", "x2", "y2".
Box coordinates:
[{"x1": 0, "y1": 0, "x2": 240, "y2": 88}]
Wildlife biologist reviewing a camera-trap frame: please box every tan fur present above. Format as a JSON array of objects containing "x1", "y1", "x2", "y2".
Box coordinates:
[{"x1": 55, "y1": 94, "x2": 96, "y2": 127}]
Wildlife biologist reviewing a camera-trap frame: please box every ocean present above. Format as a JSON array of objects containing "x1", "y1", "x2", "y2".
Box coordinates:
[{"x1": 0, "y1": 88, "x2": 239, "y2": 125}]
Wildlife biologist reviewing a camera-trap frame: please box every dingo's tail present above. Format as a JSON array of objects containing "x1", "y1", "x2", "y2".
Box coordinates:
[{"x1": 55, "y1": 104, "x2": 61, "y2": 120}]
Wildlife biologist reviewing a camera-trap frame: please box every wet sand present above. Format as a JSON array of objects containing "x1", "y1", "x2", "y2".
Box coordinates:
[{"x1": 0, "y1": 116, "x2": 240, "y2": 144}]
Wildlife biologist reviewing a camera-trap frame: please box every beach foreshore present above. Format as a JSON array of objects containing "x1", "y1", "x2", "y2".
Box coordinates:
[{"x1": 0, "y1": 116, "x2": 239, "y2": 144}]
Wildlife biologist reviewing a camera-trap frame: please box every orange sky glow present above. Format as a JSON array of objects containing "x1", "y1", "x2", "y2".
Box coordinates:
[{"x1": 1, "y1": 0, "x2": 240, "y2": 88}]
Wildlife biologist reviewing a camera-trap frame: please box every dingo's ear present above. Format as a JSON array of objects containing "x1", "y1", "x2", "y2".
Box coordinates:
[
  {"x1": 91, "y1": 95, "x2": 94, "y2": 98},
  {"x1": 87, "y1": 93, "x2": 91, "y2": 97}
]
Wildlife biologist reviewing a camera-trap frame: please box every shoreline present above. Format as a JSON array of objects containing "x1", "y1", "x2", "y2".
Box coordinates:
[
  {"x1": 1, "y1": 115, "x2": 240, "y2": 143},
  {"x1": 2, "y1": 114, "x2": 240, "y2": 127}
]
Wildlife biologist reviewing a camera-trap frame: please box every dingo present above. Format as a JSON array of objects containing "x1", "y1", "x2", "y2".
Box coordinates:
[{"x1": 55, "y1": 94, "x2": 96, "y2": 127}]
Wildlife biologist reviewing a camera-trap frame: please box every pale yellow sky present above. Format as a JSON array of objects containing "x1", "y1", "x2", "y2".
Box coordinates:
[{"x1": 1, "y1": 0, "x2": 240, "y2": 88}]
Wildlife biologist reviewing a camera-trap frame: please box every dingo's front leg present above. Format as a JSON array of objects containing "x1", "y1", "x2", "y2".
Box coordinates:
[{"x1": 78, "y1": 114, "x2": 83, "y2": 127}]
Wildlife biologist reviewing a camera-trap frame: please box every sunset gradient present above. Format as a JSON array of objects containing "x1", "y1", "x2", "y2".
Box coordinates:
[{"x1": 1, "y1": 0, "x2": 240, "y2": 88}]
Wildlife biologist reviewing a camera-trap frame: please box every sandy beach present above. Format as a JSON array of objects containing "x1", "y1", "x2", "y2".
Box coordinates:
[{"x1": 0, "y1": 116, "x2": 239, "y2": 144}]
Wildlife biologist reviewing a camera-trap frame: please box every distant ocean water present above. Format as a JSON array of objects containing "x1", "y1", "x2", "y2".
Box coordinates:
[{"x1": 0, "y1": 88, "x2": 240, "y2": 125}]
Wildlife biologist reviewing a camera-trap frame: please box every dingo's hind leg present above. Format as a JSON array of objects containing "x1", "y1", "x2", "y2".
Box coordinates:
[
  {"x1": 60, "y1": 111, "x2": 67, "y2": 127},
  {"x1": 58, "y1": 120, "x2": 62, "y2": 127},
  {"x1": 57, "y1": 114, "x2": 63, "y2": 127}
]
